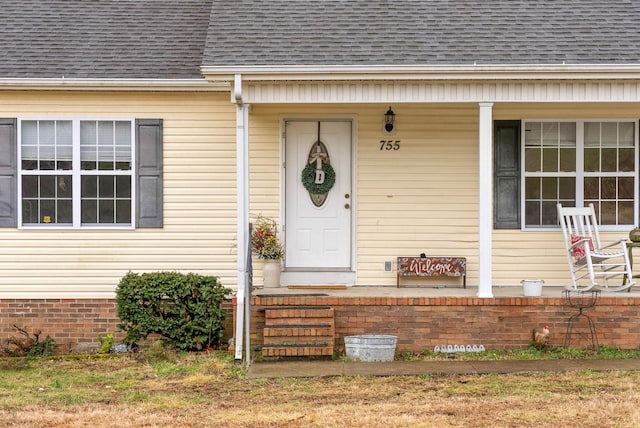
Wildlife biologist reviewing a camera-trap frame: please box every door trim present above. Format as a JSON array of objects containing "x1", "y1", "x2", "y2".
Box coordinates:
[{"x1": 280, "y1": 115, "x2": 358, "y2": 286}]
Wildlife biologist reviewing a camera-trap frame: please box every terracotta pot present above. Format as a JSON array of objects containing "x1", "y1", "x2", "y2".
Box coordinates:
[{"x1": 262, "y1": 259, "x2": 282, "y2": 288}]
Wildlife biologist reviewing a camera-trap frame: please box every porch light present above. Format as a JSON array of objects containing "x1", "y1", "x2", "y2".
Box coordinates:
[{"x1": 384, "y1": 106, "x2": 395, "y2": 133}]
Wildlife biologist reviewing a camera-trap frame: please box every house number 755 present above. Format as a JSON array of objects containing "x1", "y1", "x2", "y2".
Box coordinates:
[{"x1": 380, "y1": 140, "x2": 400, "y2": 151}]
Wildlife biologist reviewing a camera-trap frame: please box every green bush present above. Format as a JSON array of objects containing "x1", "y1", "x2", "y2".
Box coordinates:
[{"x1": 116, "y1": 271, "x2": 231, "y2": 351}]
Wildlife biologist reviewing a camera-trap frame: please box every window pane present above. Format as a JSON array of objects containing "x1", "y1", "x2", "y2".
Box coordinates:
[
  {"x1": 541, "y1": 177, "x2": 557, "y2": 199},
  {"x1": 601, "y1": 122, "x2": 618, "y2": 146},
  {"x1": 81, "y1": 121, "x2": 97, "y2": 170},
  {"x1": 559, "y1": 147, "x2": 575, "y2": 172},
  {"x1": 558, "y1": 177, "x2": 575, "y2": 199},
  {"x1": 57, "y1": 176, "x2": 72, "y2": 199},
  {"x1": 116, "y1": 176, "x2": 131, "y2": 198},
  {"x1": 57, "y1": 200, "x2": 72, "y2": 224},
  {"x1": 40, "y1": 175, "x2": 55, "y2": 198},
  {"x1": 525, "y1": 201, "x2": 540, "y2": 226},
  {"x1": 619, "y1": 148, "x2": 635, "y2": 172},
  {"x1": 601, "y1": 148, "x2": 617, "y2": 172},
  {"x1": 81, "y1": 200, "x2": 97, "y2": 223},
  {"x1": 542, "y1": 147, "x2": 558, "y2": 172},
  {"x1": 40, "y1": 200, "x2": 55, "y2": 224},
  {"x1": 619, "y1": 122, "x2": 635, "y2": 146},
  {"x1": 584, "y1": 122, "x2": 600, "y2": 147},
  {"x1": 116, "y1": 200, "x2": 131, "y2": 223},
  {"x1": 81, "y1": 175, "x2": 97, "y2": 198},
  {"x1": 619, "y1": 177, "x2": 634, "y2": 199},
  {"x1": 601, "y1": 177, "x2": 616, "y2": 199},
  {"x1": 22, "y1": 176, "x2": 38, "y2": 198},
  {"x1": 99, "y1": 200, "x2": 114, "y2": 223},
  {"x1": 600, "y1": 201, "x2": 616, "y2": 225},
  {"x1": 525, "y1": 147, "x2": 541, "y2": 172},
  {"x1": 542, "y1": 122, "x2": 558, "y2": 146},
  {"x1": 22, "y1": 199, "x2": 38, "y2": 223},
  {"x1": 619, "y1": 201, "x2": 634, "y2": 224},
  {"x1": 99, "y1": 176, "x2": 114, "y2": 198},
  {"x1": 584, "y1": 148, "x2": 599, "y2": 172},
  {"x1": 559, "y1": 122, "x2": 576, "y2": 146},
  {"x1": 541, "y1": 201, "x2": 558, "y2": 225},
  {"x1": 525, "y1": 122, "x2": 541, "y2": 145},
  {"x1": 584, "y1": 177, "x2": 599, "y2": 200},
  {"x1": 525, "y1": 177, "x2": 540, "y2": 199}
]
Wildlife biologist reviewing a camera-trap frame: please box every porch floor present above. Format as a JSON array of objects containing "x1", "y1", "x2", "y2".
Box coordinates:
[{"x1": 253, "y1": 285, "x2": 640, "y2": 298}]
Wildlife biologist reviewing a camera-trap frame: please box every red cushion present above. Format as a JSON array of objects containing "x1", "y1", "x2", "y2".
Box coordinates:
[{"x1": 570, "y1": 234, "x2": 594, "y2": 260}]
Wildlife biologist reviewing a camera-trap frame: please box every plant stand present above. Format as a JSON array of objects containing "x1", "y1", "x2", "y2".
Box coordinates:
[{"x1": 563, "y1": 290, "x2": 600, "y2": 350}]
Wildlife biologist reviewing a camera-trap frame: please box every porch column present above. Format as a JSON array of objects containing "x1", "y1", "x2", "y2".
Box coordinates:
[{"x1": 478, "y1": 102, "x2": 494, "y2": 298}]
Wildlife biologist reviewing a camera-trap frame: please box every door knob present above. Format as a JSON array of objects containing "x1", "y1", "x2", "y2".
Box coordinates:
[{"x1": 345, "y1": 203, "x2": 350, "y2": 209}]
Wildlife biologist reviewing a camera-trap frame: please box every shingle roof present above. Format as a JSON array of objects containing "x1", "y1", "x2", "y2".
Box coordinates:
[
  {"x1": 0, "y1": 0, "x2": 212, "y2": 79},
  {"x1": 204, "y1": 0, "x2": 640, "y2": 66}
]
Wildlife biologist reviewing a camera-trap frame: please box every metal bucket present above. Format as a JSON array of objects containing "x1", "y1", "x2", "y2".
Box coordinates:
[
  {"x1": 344, "y1": 335, "x2": 397, "y2": 362},
  {"x1": 521, "y1": 279, "x2": 544, "y2": 297}
]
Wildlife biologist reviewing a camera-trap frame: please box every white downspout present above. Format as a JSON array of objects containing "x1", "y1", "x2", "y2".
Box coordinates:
[
  {"x1": 478, "y1": 102, "x2": 494, "y2": 298},
  {"x1": 234, "y1": 74, "x2": 250, "y2": 361}
]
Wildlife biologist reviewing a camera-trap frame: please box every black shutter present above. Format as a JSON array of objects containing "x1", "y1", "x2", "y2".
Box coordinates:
[
  {"x1": 0, "y1": 118, "x2": 17, "y2": 227},
  {"x1": 494, "y1": 120, "x2": 521, "y2": 229},
  {"x1": 136, "y1": 119, "x2": 163, "y2": 228}
]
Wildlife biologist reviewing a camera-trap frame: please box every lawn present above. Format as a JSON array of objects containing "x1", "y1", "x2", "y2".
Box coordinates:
[{"x1": 1, "y1": 347, "x2": 639, "y2": 427}]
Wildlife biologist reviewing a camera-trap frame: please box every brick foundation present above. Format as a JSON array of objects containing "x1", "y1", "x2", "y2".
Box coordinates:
[
  {"x1": 250, "y1": 294, "x2": 640, "y2": 352},
  {"x1": 0, "y1": 299, "x2": 234, "y2": 354}
]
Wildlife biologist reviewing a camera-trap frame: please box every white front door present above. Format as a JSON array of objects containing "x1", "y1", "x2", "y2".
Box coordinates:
[{"x1": 284, "y1": 120, "x2": 352, "y2": 269}]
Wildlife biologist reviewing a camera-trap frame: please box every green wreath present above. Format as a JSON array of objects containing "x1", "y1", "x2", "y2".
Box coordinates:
[{"x1": 301, "y1": 162, "x2": 336, "y2": 194}]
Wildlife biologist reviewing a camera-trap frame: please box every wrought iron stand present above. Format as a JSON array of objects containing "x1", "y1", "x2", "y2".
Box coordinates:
[{"x1": 563, "y1": 290, "x2": 600, "y2": 351}]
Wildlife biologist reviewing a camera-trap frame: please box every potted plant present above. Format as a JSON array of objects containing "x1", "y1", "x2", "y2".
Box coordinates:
[{"x1": 251, "y1": 216, "x2": 284, "y2": 287}]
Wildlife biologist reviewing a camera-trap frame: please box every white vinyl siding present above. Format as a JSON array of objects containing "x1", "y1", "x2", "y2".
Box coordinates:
[{"x1": 0, "y1": 91, "x2": 237, "y2": 297}]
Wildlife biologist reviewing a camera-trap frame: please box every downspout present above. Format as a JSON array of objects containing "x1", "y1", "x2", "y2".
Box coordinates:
[{"x1": 234, "y1": 74, "x2": 250, "y2": 362}]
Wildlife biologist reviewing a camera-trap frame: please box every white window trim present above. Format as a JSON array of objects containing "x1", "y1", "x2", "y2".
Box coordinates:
[
  {"x1": 521, "y1": 119, "x2": 638, "y2": 232},
  {"x1": 17, "y1": 117, "x2": 136, "y2": 230}
]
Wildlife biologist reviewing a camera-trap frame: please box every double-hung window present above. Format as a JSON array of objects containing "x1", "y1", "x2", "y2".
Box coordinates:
[
  {"x1": 19, "y1": 119, "x2": 134, "y2": 228},
  {"x1": 523, "y1": 120, "x2": 637, "y2": 229}
]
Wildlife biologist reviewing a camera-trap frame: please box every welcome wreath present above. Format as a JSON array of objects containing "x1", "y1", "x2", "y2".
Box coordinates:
[{"x1": 301, "y1": 162, "x2": 336, "y2": 194}]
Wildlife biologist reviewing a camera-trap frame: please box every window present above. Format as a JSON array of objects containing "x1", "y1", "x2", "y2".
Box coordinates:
[
  {"x1": 19, "y1": 119, "x2": 134, "y2": 227},
  {"x1": 523, "y1": 120, "x2": 637, "y2": 228}
]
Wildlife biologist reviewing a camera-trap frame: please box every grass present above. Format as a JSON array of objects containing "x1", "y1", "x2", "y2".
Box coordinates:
[{"x1": 1, "y1": 346, "x2": 640, "y2": 427}]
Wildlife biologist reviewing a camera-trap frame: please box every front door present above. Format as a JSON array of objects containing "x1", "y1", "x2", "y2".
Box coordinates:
[{"x1": 284, "y1": 120, "x2": 352, "y2": 269}]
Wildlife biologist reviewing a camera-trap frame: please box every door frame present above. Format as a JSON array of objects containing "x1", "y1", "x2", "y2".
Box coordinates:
[{"x1": 280, "y1": 114, "x2": 358, "y2": 285}]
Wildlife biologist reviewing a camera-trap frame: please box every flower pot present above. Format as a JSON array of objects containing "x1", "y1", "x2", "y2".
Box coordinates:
[
  {"x1": 630, "y1": 228, "x2": 640, "y2": 242},
  {"x1": 521, "y1": 279, "x2": 544, "y2": 297},
  {"x1": 262, "y1": 259, "x2": 282, "y2": 288}
]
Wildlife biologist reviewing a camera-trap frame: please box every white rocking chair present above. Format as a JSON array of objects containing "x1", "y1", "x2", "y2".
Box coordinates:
[{"x1": 557, "y1": 203, "x2": 635, "y2": 292}]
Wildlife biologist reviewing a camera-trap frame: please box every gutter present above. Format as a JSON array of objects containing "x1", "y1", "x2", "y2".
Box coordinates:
[
  {"x1": 0, "y1": 78, "x2": 230, "y2": 91},
  {"x1": 202, "y1": 63, "x2": 640, "y2": 82}
]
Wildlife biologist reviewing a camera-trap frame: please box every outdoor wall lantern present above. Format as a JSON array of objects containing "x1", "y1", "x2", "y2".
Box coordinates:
[{"x1": 384, "y1": 106, "x2": 396, "y2": 134}]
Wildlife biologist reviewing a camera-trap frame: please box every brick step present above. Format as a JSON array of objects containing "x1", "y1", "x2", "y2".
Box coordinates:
[
  {"x1": 264, "y1": 307, "x2": 334, "y2": 320},
  {"x1": 259, "y1": 343, "x2": 334, "y2": 357},
  {"x1": 263, "y1": 325, "x2": 334, "y2": 337},
  {"x1": 264, "y1": 335, "x2": 334, "y2": 345}
]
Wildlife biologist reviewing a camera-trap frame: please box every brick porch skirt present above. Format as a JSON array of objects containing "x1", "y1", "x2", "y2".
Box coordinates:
[
  {"x1": 0, "y1": 299, "x2": 235, "y2": 354},
  {"x1": 249, "y1": 294, "x2": 640, "y2": 352}
]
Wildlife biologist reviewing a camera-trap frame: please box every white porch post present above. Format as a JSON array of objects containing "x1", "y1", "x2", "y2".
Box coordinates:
[
  {"x1": 234, "y1": 75, "x2": 250, "y2": 361},
  {"x1": 478, "y1": 102, "x2": 494, "y2": 298}
]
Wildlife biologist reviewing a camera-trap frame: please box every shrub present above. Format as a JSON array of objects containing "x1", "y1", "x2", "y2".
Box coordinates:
[{"x1": 116, "y1": 271, "x2": 231, "y2": 351}]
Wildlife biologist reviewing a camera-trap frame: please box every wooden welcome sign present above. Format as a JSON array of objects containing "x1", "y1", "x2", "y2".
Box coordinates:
[{"x1": 397, "y1": 256, "x2": 466, "y2": 288}]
